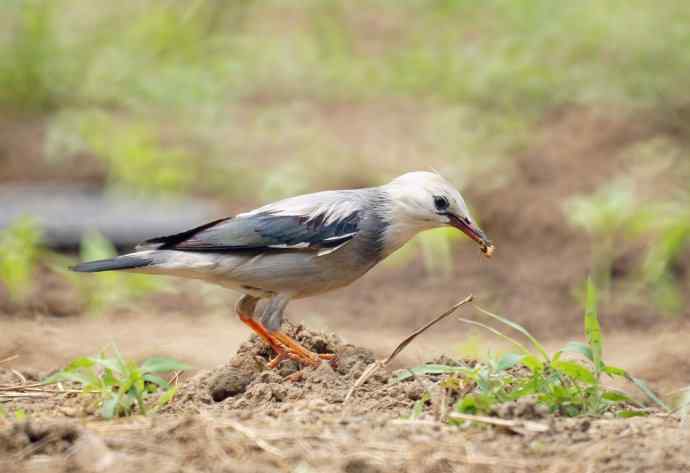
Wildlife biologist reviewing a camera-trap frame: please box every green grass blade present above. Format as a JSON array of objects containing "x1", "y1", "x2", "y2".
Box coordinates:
[
  {"x1": 584, "y1": 278, "x2": 603, "y2": 381},
  {"x1": 154, "y1": 386, "x2": 178, "y2": 411},
  {"x1": 42, "y1": 370, "x2": 94, "y2": 386},
  {"x1": 101, "y1": 397, "x2": 118, "y2": 419},
  {"x1": 139, "y1": 356, "x2": 191, "y2": 374},
  {"x1": 602, "y1": 365, "x2": 626, "y2": 378},
  {"x1": 457, "y1": 318, "x2": 534, "y2": 358},
  {"x1": 552, "y1": 360, "x2": 596, "y2": 384},
  {"x1": 89, "y1": 356, "x2": 122, "y2": 374},
  {"x1": 110, "y1": 343, "x2": 129, "y2": 375},
  {"x1": 602, "y1": 390, "x2": 632, "y2": 403},
  {"x1": 559, "y1": 341, "x2": 594, "y2": 362},
  {"x1": 495, "y1": 353, "x2": 524, "y2": 372},
  {"x1": 143, "y1": 374, "x2": 171, "y2": 389},
  {"x1": 395, "y1": 364, "x2": 473, "y2": 382},
  {"x1": 624, "y1": 373, "x2": 670, "y2": 412},
  {"x1": 474, "y1": 307, "x2": 550, "y2": 361}
]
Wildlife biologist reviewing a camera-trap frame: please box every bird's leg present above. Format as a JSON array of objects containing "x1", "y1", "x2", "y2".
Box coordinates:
[
  {"x1": 270, "y1": 331, "x2": 336, "y2": 367},
  {"x1": 240, "y1": 318, "x2": 333, "y2": 368},
  {"x1": 260, "y1": 296, "x2": 336, "y2": 367},
  {"x1": 236, "y1": 295, "x2": 336, "y2": 368},
  {"x1": 235, "y1": 295, "x2": 288, "y2": 367}
]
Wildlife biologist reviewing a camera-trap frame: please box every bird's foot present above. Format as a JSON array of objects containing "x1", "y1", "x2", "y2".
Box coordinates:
[
  {"x1": 266, "y1": 350, "x2": 288, "y2": 369},
  {"x1": 271, "y1": 331, "x2": 336, "y2": 368},
  {"x1": 239, "y1": 315, "x2": 336, "y2": 368},
  {"x1": 267, "y1": 349, "x2": 334, "y2": 369},
  {"x1": 240, "y1": 316, "x2": 293, "y2": 366}
]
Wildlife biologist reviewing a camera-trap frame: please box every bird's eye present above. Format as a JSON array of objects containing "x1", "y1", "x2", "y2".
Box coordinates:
[{"x1": 433, "y1": 195, "x2": 450, "y2": 212}]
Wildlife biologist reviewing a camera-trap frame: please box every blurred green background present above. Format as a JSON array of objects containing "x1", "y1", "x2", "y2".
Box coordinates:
[{"x1": 0, "y1": 0, "x2": 689, "y2": 334}]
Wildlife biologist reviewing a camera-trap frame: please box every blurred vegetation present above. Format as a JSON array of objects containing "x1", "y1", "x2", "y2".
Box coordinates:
[
  {"x1": 1, "y1": 0, "x2": 690, "y2": 309},
  {"x1": 47, "y1": 110, "x2": 197, "y2": 196},
  {"x1": 0, "y1": 217, "x2": 43, "y2": 303},
  {"x1": 566, "y1": 137, "x2": 690, "y2": 313},
  {"x1": 4, "y1": 0, "x2": 690, "y2": 193},
  {"x1": 0, "y1": 219, "x2": 167, "y2": 312},
  {"x1": 70, "y1": 231, "x2": 169, "y2": 314},
  {"x1": 3, "y1": 1, "x2": 690, "y2": 112},
  {"x1": 565, "y1": 180, "x2": 640, "y2": 296},
  {"x1": 5, "y1": 0, "x2": 690, "y2": 194}
]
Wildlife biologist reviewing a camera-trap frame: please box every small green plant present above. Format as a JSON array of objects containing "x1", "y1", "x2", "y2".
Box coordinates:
[
  {"x1": 0, "y1": 217, "x2": 44, "y2": 303},
  {"x1": 403, "y1": 278, "x2": 668, "y2": 418},
  {"x1": 638, "y1": 199, "x2": 690, "y2": 313},
  {"x1": 565, "y1": 181, "x2": 641, "y2": 296},
  {"x1": 566, "y1": 176, "x2": 690, "y2": 313},
  {"x1": 44, "y1": 346, "x2": 190, "y2": 419}
]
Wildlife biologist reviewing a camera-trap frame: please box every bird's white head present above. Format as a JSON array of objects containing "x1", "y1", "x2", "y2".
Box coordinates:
[{"x1": 383, "y1": 171, "x2": 494, "y2": 256}]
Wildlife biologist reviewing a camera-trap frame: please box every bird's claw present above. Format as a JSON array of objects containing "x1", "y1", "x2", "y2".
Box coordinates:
[
  {"x1": 268, "y1": 331, "x2": 331, "y2": 367},
  {"x1": 266, "y1": 341, "x2": 336, "y2": 369},
  {"x1": 273, "y1": 346, "x2": 336, "y2": 368},
  {"x1": 239, "y1": 315, "x2": 336, "y2": 369}
]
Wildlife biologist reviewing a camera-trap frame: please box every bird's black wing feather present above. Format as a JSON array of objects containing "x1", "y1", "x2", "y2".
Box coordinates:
[{"x1": 139, "y1": 191, "x2": 364, "y2": 253}]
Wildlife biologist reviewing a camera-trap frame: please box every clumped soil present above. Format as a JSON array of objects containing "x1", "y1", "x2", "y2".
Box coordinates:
[
  {"x1": 2, "y1": 327, "x2": 689, "y2": 473},
  {"x1": 167, "y1": 323, "x2": 422, "y2": 419}
]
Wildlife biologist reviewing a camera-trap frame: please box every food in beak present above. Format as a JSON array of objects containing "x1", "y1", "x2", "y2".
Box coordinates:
[{"x1": 448, "y1": 214, "x2": 494, "y2": 258}]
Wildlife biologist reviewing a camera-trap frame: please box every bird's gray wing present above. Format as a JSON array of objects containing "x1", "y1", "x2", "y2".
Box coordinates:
[{"x1": 138, "y1": 190, "x2": 364, "y2": 255}]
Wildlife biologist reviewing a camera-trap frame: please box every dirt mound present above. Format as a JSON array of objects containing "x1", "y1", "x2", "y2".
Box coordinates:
[{"x1": 167, "y1": 324, "x2": 423, "y2": 419}]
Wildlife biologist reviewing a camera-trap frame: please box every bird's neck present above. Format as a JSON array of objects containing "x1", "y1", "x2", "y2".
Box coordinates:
[
  {"x1": 378, "y1": 187, "x2": 438, "y2": 257},
  {"x1": 380, "y1": 218, "x2": 433, "y2": 256}
]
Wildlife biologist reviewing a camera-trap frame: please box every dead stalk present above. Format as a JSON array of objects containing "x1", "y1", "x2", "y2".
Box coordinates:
[
  {"x1": 10, "y1": 369, "x2": 26, "y2": 385},
  {"x1": 344, "y1": 295, "x2": 473, "y2": 403},
  {"x1": 0, "y1": 355, "x2": 19, "y2": 365}
]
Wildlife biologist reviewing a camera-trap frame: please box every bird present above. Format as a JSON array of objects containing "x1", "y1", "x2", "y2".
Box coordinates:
[{"x1": 71, "y1": 171, "x2": 494, "y2": 368}]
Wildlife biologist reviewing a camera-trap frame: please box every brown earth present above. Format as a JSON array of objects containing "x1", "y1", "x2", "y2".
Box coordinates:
[{"x1": 1, "y1": 327, "x2": 688, "y2": 473}]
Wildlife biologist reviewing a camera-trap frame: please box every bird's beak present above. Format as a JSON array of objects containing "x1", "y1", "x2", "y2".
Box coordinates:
[{"x1": 447, "y1": 214, "x2": 495, "y2": 257}]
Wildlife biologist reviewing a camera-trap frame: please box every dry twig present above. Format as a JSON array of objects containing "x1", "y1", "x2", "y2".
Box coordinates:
[
  {"x1": 0, "y1": 355, "x2": 19, "y2": 365},
  {"x1": 344, "y1": 295, "x2": 473, "y2": 403},
  {"x1": 10, "y1": 369, "x2": 26, "y2": 385}
]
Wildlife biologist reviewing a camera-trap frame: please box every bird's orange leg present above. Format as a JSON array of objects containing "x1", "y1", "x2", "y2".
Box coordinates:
[
  {"x1": 236, "y1": 296, "x2": 335, "y2": 368},
  {"x1": 270, "y1": 331, "x2": 336, "y2": 367},
  {"x1": 238, "y1": 315, "x2": 289, "y2": 368},
  {"x1": 239, "y1": 316, "x2": 333, "y2": 368}
]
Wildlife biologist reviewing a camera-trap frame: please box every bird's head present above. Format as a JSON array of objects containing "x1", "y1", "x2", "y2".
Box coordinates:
[{"x1": 383, "y1": 171, "x2": 494, "y2": 257}]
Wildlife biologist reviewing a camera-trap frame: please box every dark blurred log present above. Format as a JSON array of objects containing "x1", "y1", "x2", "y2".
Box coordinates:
[{"x1": 0, "y1": 185, "x2": 221, "y2": 250}]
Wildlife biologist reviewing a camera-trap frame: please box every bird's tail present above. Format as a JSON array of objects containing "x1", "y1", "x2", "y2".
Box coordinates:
[{"x1": 70, "y1": 254, "x2": 152, "y2": 273}]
